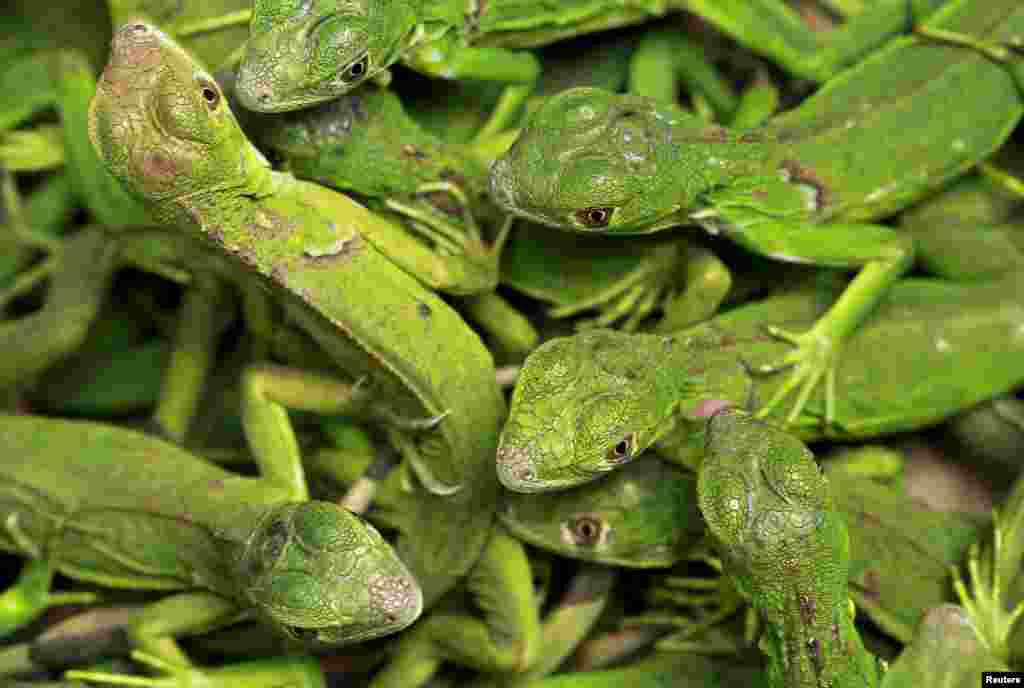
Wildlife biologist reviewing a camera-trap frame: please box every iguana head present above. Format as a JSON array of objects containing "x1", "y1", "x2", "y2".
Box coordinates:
[
  {"x1": 235, "y1": 0, "x2": 418, "y2": 113},
  {"x1": 89, "y1": 21, "x2": 267, "y2": 205},
  {"x1": 239, "y1": 502, "x2": 422, "y2": 645},
  {"x1": 489, "y1": 87, "x2": 694, "y2": 235},
  {"x1": 499, "y1": 457, "x2": 703, "y2": 567},
  {"x1": 497, "y1": 330, "x2": 683, "y2": 493}
]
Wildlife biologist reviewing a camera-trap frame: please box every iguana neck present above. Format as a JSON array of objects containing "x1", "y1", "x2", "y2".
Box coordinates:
[
  {"x1": 154, "y1": 138, "x2": 277, "y2": 229},
  {"x1": 751, "y1": 515, "x2": 880, "y2": 688},
  {"x1": 663, "y1": 116, "x2": 781, "y2": 209}
]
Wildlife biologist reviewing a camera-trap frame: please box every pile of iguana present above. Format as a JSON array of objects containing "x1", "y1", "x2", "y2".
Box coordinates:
[{"x1": 1, "y1": 0, "x2": 1023, "y2": 686}]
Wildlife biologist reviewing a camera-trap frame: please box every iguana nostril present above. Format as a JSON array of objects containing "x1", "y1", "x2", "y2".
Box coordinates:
[{"x1": 496, "y1": 444, "x2": 537, "y2": 489}]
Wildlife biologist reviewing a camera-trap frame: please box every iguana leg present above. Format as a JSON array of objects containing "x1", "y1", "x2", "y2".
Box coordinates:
[
  {"x1": 684, "y1": 0, "x2": 948, "y2": 83},
  {"x1": 0, "y1": 514, "x2": 98, "y2": 639},
  {"x1": 653, "y1": 243, "x2": 733, "y2": 333},
  {"x1": 150, "y1": 274, "x2": 233, "y2": 444},
  {"x1": 117, "y1": 592, "x2": 240, "y2": 669},
  {"x1": 66, "y1": 649, "x2": 327, "y2": 687},
  {"x1": 718, "y1": 214, "x2": 915, "y2": 426},
  {"x1": 627, "y1": 36, "x2": 775, "y2": 336},
  {"x1": 457, "y1": 291, "x2": 540, "y2": 356},
  {"x1": 0, "y1": 605, "x2": 140, "y2": 678},
  {"x1": 387, "y1": 181, "x2": 484, "y2": 254},
  {"x1": 241, "y1": 363, "x2": 450, "y2": 499},
  {"x1": 617, "y1": 543, "x2": 749, "y2": 656},
  {"x1": 405, "y1": 35, "x2": 540, "y2": 144},
  {"x1": 628, "y1": 26, "x2": 738, "y2": 120},
  {"x1": 952, "y1": 490, "x2": 1024, "y2": 664},
  {"x1": 475, "y1": 563, "x2": 616, "y2": 687},
  {"x1": 880, "y1": 604, "x2": 1010, "y2": 686},
  {"x1": 0, "y1": 227, "x2": 120, "y2": 392},
  {"x1": 730, "y1": 70, "x2": 781, "y2": 124},
  {"x1": 0, "y1": 168, "x2": 70, "y2": 309},
  {"x1": 369, "y1": 529, "x2": 539, "y2": 688}
]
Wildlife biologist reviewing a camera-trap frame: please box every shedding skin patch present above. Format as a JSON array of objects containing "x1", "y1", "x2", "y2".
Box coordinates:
[
  {"x1": 496, "y1": 443, "x2": 535, "y2": 485},
  {"x1": 368, "y1": 573, "x2": 421, "y2": 624},
  {"x1": 139, "y1": 150, "x2": 180, "y2": 191},
  {"x1": 301, "y1": 234, "x2": 364, "y2": 264},
  {"x1": 780, "y1": 159, "x2": 829, "y2": 212}
]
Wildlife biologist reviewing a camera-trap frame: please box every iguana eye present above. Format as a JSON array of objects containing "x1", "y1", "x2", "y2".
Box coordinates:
[
  {"x1": 565, "y1": 515, "x2": 608, "y2": 547},
  {"x1": 196, "y1": 78, "x2": 221, "y2": 110},
  {"x1": 574, "y1": 207, "x2": 614, "y2": 229},
  {"x1": 606, "y1": 432, "x2": 636, "y2": 464},
  {"x1": 341, "y1": 55, "x2": 369, "y2": 83}
]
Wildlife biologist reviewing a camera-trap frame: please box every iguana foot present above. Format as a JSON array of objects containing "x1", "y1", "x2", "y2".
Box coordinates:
[
  {"x1": 751, "y1": 323, "x2": 838, "y2": 426},
  {"x1": 0, "y1": 557, "x2": 96, "y2": 639},
  {"x1": 952, "y1": 505, "x2": 1024, "y2": 663},
  {"x1": 0, "y1": 515, "x2": 99, "y2": 638}
]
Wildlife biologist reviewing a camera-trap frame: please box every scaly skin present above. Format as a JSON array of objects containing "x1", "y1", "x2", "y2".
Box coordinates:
[
  {"x1": 0, "y1": 415, "x2": 420, "y2": 654},
  {"x1": 88, "y1": 22, "x2": 505, "y2": 610},
  {"x1": 234, "y1": 0, "x2": 952, "y2": 115},
  {"x1": 69, "y1": 654, "x2": 329, "y2": 688},
  {"x1": 306, "y1": 423, "x2": 541, "y2": 688},
  {"x1": 497, "y1": 268, "x2": 1024, "y2": 492},
  {"x1": 499, "y1": 456, "x2": 704, "y2": 568},
  {"x1": 240, "y1": 32, "x2": 743, "y2": 335},
  {"x1": 491, "y1": 0, "x2": 1024, "y2": 425},
  {"x1": 501, "y1": 448, "x2": 985, "y2": 645},
  {"x1": 698, "y1": 409, "x2": 882, "y2": 688},
  {"x1": 243, "y1": 81, "x2": 723, "y2": 331},
  {"x1": 497, "y1": 65, "x2": 1024, "y2": 495},
  {"x1": 237, "y1": 83, "x2": 504, "y2": 295}
]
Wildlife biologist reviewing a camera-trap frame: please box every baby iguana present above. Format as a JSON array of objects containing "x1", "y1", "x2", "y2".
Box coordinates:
[
  {"x1": 497, "y1": 124, "x2": 1024, "y2": 493},
  {"x1": 239, "y1": 82, "x2": 721, "y2": 344},
  {"x1": 302, "y1": 422, "x2": 541, "y2": 688},
  {"x1": 236, "y1": 83, "x2": 506, "y2": 295},
  {"x1": 0, "y1": 414, "x2": 419, "y2": 682},
  {"x1": 500, "y1": 455, "x2": 704, "y2": 569},
  {"x1": 498, "y1": 267, "x2": 1024, "y2": 492},
  {"x1": 491, "y1": 0, "x2": 1024, "y2": 426},
  {"x1": 233, "y1": 0, "x2": 951, "y2": 144},
  {"x1": 698, "y1": 408, "x2": 883, "y2": 687},
  {"x1": 232, "y1": 81, "x2": 541, "y2": 353},
  {"x1": 241, "y1": 26, "x2": 769, "y2": 343},
  {"x1": 501, "y1": 446, "x2": 985, "y2": 646},
  {"x1": 88, "y1": 22, "x2": 505, "y2": 611}
]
